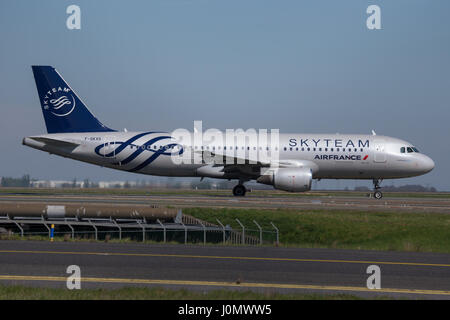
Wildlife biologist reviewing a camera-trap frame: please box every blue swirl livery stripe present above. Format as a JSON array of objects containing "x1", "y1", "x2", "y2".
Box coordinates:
[
  {"x1": 94, "y1": 132, "x2": 184, "y2": 172},
  {"x1": 129, "y1": 143, "x2": 183, "y2": 172},
  {"x1": 117, "y1": 136, "x2": 171, "y2": 166},
  {"x1": 94, "y1": 131, "x2": 163, "y2": 157}
]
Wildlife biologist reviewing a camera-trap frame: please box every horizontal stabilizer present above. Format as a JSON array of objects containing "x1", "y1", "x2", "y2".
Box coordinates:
[
  {"x1": 22, "y1": 136, "x2": 80, "y2": 153},
  {"x1": 29, "y1": 137, "x2": 80, "y2": 148}
]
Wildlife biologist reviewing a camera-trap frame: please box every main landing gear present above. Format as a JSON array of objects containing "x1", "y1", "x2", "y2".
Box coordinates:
[
  {"x1": 232, "y1": 184, "x2": 247, "y2": 196},
  {"x1": 372, "y1": 179, "x2": 383, "y2": 200}
]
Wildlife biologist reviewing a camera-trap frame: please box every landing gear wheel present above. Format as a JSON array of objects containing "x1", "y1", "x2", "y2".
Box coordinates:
[
  {"x1": 232, "y1": 184, "x2": 247, "y2": 197},
  {"x1": 372, "y1": 178, "x2": 383, "y2": 200},
  {"x1": 374, "y1": 191, "x2": 383, "y2": 200}
]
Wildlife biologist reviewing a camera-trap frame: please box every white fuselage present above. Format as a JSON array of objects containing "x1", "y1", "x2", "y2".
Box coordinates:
[{"x1": 23, "y1": 131, "x2": 435, "y2": 182}]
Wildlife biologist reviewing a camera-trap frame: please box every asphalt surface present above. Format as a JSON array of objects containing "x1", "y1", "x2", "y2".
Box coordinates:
[
  {"x1": 0, "y1": 240, "x2": 450, "y2": 299},
  {"x1": 0, "y1": 193, "x2": 449, "y2": 213},
  {"x1": 1, "y1": 192, "x2": 449, "y2": 299}
]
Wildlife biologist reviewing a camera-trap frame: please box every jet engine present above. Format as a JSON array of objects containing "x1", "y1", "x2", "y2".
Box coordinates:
[{"x1": 257, "y1": 167, "x2": 312, "y2": 192}]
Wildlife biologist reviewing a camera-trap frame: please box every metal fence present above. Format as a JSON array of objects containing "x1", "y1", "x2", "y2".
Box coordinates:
[{"x1": 0, "y1": 214, "x2": 279, "y2": 246}]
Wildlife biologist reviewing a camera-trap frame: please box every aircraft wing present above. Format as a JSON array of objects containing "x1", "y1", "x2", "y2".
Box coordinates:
[{"x1": 193, "y1": 150, "x2": 318, "y2": 179}]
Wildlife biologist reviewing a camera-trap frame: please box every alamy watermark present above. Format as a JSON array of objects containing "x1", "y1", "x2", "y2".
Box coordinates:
[
  {"x1": 169, "y1": 121, "x2": 280, "y2": 167},
  {"x1": 66, "y1": 5, "x2": 81, "y2": 30},
  {"x1": 366, "y1": 265, "x2": 381, "y2": 289},
  {"x1": 366, "y1": 5, "x2": 381, "y2": 30},
  {"x1": 64, "y1": 5, "x2": 381, "y2": 31},
  {"x1": 66, "y1": 265, "x2": 81, "y2": 290}
]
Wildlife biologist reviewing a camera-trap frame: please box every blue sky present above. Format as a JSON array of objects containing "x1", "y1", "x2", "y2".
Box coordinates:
[{"x1": 0, "y1": 0, "x2": 449, "y2": 189}]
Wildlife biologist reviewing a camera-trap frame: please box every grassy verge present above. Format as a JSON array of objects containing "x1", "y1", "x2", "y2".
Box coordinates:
[
  {"x1": 0, "y1": 284, "x2": 379, "y2": 300},
  {"x1": 185, "y1": 207, "x2": 450, "y2": 253}
]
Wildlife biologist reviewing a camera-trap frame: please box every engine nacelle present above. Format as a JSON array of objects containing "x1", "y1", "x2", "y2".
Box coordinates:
[{"x1": 257, "y1": 167, "x2": 312, "y2": 192}]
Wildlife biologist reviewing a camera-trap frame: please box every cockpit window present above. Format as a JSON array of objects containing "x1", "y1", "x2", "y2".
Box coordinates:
[{"x1": 401, "y1": 146, "x2": 419, "y2": 153}]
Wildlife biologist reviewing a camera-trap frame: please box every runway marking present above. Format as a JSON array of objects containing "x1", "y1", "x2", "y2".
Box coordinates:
[
  {"x1": 0, "y1": 274, "x2": 449, "y2": 296},
  {"x1": 1, "y1": 250, "x2": 450, "y2": 268}
]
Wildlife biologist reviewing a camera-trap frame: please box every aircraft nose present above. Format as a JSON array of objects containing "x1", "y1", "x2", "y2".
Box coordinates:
[{"x1": 420, "y1": 155, "x2": 435, "y2": 173}]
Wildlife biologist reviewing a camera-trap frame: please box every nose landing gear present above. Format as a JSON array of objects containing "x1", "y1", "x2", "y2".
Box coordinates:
[{"x1": 373, "y1": 179, "x2": 383, "y2": 199}]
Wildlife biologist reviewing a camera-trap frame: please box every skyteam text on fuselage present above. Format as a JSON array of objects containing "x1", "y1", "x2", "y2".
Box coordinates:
[{"x1": 23, "y1": 66, "x2": 435, "y2": 199}]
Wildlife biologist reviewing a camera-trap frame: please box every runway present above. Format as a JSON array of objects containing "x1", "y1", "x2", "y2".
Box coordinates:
[
  {"x1": 0, "y1": 240, "x2": 450, "y2": 299},
  {"x1": 0, "y1": 191, "x2": 449, "y2": 213}
]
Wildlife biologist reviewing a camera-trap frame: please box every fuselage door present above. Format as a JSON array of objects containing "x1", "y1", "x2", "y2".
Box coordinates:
[{"x1": 373, "y1": 143, "x2": 386, "y2": 163}]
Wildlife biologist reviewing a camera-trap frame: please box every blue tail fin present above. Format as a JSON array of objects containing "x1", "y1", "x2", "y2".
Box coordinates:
[{"x1": 31, "y1": 66, "x2": 115, "y2": 134}]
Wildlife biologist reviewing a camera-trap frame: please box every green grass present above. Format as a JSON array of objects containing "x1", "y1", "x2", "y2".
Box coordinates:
[
  {"x1": 185, "y1": 207, "x2": 450, "y2": 253},
  {"x1": 0, "y1": 284, "x2": 378, "y2": 300}
]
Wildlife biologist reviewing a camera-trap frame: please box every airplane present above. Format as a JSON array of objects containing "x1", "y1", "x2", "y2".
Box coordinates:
[{"x1": 23, "y1": 66, "x2": 435, "y2": 199}]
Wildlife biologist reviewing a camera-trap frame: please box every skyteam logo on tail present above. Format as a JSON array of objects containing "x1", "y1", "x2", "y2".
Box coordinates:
[{"x1": 43, "y1": 87, "x2": 76, "y2": 117}]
